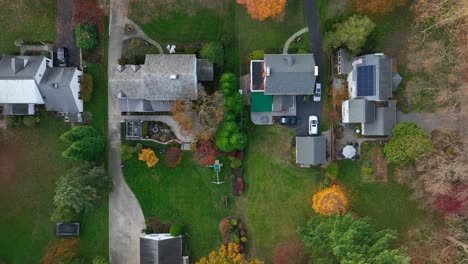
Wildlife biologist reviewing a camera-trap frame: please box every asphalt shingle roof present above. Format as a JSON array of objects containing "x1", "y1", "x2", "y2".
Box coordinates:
[
  {"x1": 264, "y1": 54, "x2": 316, "y2": 95},
  {"x1": 111, "y1": 54, "x2": 198, "y2": 101}
]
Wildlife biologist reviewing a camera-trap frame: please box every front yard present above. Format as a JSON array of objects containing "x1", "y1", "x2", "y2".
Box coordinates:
[{"x1": 122, "y1": 146, "x2": 235, "y2": 261}]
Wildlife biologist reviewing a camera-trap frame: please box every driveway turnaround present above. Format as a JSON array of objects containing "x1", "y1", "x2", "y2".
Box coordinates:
[{"x1": 108, "y1": 0, "x2": 146, "y2": 263}]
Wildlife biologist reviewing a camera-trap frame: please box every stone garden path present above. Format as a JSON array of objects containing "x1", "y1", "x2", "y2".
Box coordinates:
[
  {"x1": 124, "y1": 18, "x2": 164, "y2": 54},
  {"x1": 283, "y1": 27, "x2": 309, "y2": 54}
]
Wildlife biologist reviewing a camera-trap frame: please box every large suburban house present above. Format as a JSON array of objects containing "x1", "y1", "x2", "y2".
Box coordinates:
[
  {"x1": 0, "y1": 55, "x2": 83, "y2": 122},
  {"x1": 111, "y1": 54, "x2": 213, "y2": 113},
  {"x1": 140, "y1": 233, "x2": 188, "y2": 264},
  {"x1": 338, "y1": 51, "x2": 402, "y2": 136},
  {"x1": 250, "y1": 54, "x2": 316, "y2": 125}
]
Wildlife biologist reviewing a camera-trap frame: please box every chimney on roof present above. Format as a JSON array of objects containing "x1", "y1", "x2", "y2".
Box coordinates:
[
  {"x1": 283, "y1": 56, "x2": 294, "y2": 66},
  {"x1": 52, "y1": 83, "x2": 59, "y2": 88},
  {"x1": 11, "y1": 57, "x2": 28, "y2": 73},
  {"x1": 170, "y1": 74, "x2": 178, "y2": 80}
]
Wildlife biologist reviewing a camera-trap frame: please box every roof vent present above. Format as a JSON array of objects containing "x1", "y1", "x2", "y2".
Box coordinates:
[
  {"x1": 283, "y1": 56, "x2": 294, "y2": 66},
  {"x1": 117, "y1": 65, "x2": 125, "y2": 72},
  {"x1": 170, "y1": 74, "x2": 178, "y2": 80},
  {"x1": 131, "y1": 64, "x2": 140, "y2": 72},
  {"x1": 266, "y1": 67, "x2": 271, "y2": 76},
  {"x1": 52, "y1": 83, "x2": 59, "y2": 88}
]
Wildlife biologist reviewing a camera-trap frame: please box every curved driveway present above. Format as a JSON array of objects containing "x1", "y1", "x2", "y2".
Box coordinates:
[{"x1": 108, "y1": 0, "x2": 146, "y2": 264}]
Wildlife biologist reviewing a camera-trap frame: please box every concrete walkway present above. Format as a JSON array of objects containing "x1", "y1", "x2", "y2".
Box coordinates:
[
  {"x1": 397, "y1": 111, "x2": 461, "y2": 134},
  {"x1": 283, "y1": 27, "x2": 309, "y2": 54},
  {"x1": 124, "y1": 18, "x2": 164, "y2": 54},
  {"x1": 122, "y1": 115, "x2": 196, "y2": 143},
  {"x1": 108, "y1": 0, "x2": 146, "y2": 263}
]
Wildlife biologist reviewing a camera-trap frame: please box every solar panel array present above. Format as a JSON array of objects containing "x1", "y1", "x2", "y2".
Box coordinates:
[{"x1": 357, "y1": 65, "x2": 376, "y2": 96}]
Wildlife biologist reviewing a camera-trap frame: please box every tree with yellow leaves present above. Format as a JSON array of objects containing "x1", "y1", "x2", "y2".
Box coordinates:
[
  {"x1": 238, "y1": 0, "x2": 287, "y2": 21},
  {"x1": 196, "y1": 243, "x2": 264, "y2": 264},
  {"x1": 138, "y1": 148, "x2": 159, "y2": 168},
  {"x1": 312, "y1": 185, "x2": 349, "y2": 216}
]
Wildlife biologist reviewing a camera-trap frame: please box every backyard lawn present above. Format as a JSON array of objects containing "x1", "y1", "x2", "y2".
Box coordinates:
[
  {"x1": 337, "y1": 160, "x2": 431, "y2": 235},
  {"x1": 0, "y1": 115, "x2": 108, "y2": 263},
  {"x1": 122, "y1": 149, "x2": 235, "y2": 261},
  {"x1": 237, "y1": 125, "x2": 321, "y2": 263},
  {"x1": 0, "y1": 0, "x2": 56, "y2": 54}
]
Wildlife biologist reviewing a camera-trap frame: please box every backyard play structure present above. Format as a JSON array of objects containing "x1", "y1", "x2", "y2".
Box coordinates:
[{"x1": 207, "y1": 160, "x2": 224, "y2": 184}]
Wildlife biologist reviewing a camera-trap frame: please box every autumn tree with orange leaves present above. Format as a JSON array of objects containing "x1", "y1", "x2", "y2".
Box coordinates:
[
  {"x1": 312, "y1": 185, "x2": 349, "y2": 215},
  {"x1": 196, "y1": 243, "x2": 264, "y2": 264},
  {"x1": 138, "y1": 148, "x2": 159, "y2": 168},
  {"x1": 238, "y1": 0, "x2": 287, "y2": 21}
]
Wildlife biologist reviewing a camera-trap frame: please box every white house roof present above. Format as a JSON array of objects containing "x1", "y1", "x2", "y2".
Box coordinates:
[{"x1": 0, "y1": 79, "x2": 44, "y2": 104}]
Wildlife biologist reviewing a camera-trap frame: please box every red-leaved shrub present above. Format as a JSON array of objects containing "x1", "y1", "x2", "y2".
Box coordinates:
[
  {"x1": 195, "y1": 140, "x2": 218, "y2": 166},
  {"x1": 164, "y1": 147, "x2": 183, "y2": 167}
]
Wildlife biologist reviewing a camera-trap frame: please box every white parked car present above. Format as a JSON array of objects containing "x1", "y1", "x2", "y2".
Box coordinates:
[
  {"x1": 314, "y1": 83, "x2": 321, "y2": 102},
  {"x1": 309, "y1": 115, "x2": 319, "y2": 135}
]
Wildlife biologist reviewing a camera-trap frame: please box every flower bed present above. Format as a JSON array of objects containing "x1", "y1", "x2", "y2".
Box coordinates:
[{"x1": 218, "y1": 216, "x2": 248, "y2": 251}]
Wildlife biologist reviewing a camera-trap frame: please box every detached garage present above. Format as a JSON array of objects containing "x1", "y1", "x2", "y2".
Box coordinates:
[{"x1": 296, "y1": 136, "x2": 326, "y2": 167}]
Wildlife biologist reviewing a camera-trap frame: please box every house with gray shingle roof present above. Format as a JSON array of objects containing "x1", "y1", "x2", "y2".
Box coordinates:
[
  {"x1": 0, "y1": 55, "x2": 83, "y2": 121},
  {"x1": 250, "y1": 54, "x2": 316, "y2": 125},
  {"x1": 111, "y1": 54, "x2": 213, "y2": 113},
  {"x1": 296, "y1": 136, "x2": 327, "y2": 166},
  {"x1": 140, "y1": 233, "x2": 188, "y2": 264},
  {"x1": 340, "y1": 53, "x2": 401, "y2": 136}
]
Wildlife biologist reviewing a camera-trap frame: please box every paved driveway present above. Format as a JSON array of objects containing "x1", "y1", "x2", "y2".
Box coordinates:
[
  {"x1": 54, "y1": 0, "x2": 80, "y2": 67},
  {"x1": 279, "y1": 0, "x2": 324, "y2": 136},
  {"x1": 108, "y1": 0, "x2": 146, "y2": 263}
]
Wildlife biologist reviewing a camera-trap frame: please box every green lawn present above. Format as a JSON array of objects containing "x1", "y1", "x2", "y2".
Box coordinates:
[
  {"x1": 0, "y1": 116, "x2": 71, "y2": 264},
  {"x1": 79, "y1": 17, "x2": 110, "y2": 260},
  {"x1": 0, "y1": 0, "x2": 56, "y2": 54},
  {"x1": 237, "y1": 125, "x2": 321, "y2": 263},
  {"x1": 237, "y1": 0, "x2": 307, "y2": 73},
  {"x1": 337, "y1": 160, "x2": 431, "y2": 235},
  {"x1": 122, "y1": 149, "x2": 234, "y2": 261}
]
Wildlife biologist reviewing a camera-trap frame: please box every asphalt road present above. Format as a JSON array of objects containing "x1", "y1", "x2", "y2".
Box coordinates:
[{"x1": 280, "y1": 0, "x2": 325, "y2": 136}]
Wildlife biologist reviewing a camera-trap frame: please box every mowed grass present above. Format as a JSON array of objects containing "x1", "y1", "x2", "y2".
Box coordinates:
[
  {"x1": 0, "y1": 0, "x2": 56, "y2": 54},
  {"x1": 337, "y1": 160, "x2": 431, "y2": 235},
  {"x1": 237, "y1": 125, "x2": 321, "y2": 263},
  {"x1": 237, "y1": 0, "x2": 307, "y2": 72},
  {"x1": 0, "y1": 114, "x2": 110, "y2": 263},
  {"x1": 0, "y1": 117, "x2": 71, "y2": 264},
  {"x1": 123, "y1": 152, "x2": 234, "y2": 261},
  {"x1": 79, "y1": 17, "x2": 109, "y2": 260}
]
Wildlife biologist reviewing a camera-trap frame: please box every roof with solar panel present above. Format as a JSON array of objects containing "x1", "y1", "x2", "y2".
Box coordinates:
[{"x1": 349, "y1": 54, "x2": 393, "y2": 101}]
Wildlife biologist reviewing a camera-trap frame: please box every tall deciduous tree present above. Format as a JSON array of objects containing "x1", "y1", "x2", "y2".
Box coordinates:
[
  {"x1": 384, "y1": 122, "x2": 433, "y2": 165},
  {"x1": 196, "y1": 243, "x2": 264, "y2": 264},
  {"x1": 312, "y1": 185, "x2": 349, "y2": 215},
  {"x1": 351, "y1": 0, "x2": 407, "y2": 15},
  {"x1": 323, "y1": 15, "x2": 375, "y2": 54},
  {"x1": 298, "y1": 214, "x2": 410, "y2": 264},
  {"x1": 239, "y1": 0, "x2": 287, "y2": 21}
]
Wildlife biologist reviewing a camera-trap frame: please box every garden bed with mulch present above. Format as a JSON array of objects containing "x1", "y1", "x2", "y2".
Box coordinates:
[
  {"x1": 121, "y1": 38, "x2": 160, "y2": 65},
  {"x1": 360, "y1": 142, "x2": 388, "y2": 182}
]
